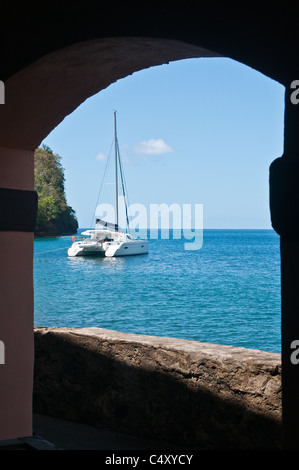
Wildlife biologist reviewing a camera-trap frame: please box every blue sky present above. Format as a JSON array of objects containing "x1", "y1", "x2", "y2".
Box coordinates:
[{"x1": 41, "y1": 57, "x2": 285, "y2": 229}]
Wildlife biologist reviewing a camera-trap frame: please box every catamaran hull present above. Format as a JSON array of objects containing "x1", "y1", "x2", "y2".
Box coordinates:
[
  {"x1": 104, "y1": 240, "x2": 148, "y2": 257},
  {"x1": 67, "y1": 242, "x2": 105, "y2": 257},
  {"x1": 68, "y1": 239, "x2": 148, "y2": 257}
]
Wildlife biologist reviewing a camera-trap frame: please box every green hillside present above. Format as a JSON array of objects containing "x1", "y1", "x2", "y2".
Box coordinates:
[{"x1": 34, "y1": 145, "x2": 78, "y2": 236}]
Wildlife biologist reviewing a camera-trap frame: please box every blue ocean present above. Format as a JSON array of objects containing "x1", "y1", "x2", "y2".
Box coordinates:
[{"x1": 33, "y1": 229, "x2": 281, "y2": 353}]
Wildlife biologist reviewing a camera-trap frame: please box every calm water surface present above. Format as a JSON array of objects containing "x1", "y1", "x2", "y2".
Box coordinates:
[{"x1": 34, "y1": 229, "x2": 281, "y2": 353}]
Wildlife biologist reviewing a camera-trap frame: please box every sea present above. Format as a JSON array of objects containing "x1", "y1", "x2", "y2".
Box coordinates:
[{"x1": 33, "y1": 229, "x2": 281, "y2": 353}]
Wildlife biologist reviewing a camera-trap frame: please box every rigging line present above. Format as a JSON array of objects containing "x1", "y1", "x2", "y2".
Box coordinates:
[
  {"x1": 117, "y1": 140, "x2": 131, "y2": 233},
  {"x1": 121, "y1": 153, "x2": 131, "y2": 231},
  {"x1": 34, "y1": 247, "x2": 68, "y2": 255},
  {"x1": 89, "y1": 138, "x2": 114, "y2": 228}
]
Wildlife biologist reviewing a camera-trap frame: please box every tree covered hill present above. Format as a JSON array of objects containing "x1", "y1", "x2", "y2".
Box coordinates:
[{"x1": 34, "y1": 145, "x2": 78, "y2": 236}]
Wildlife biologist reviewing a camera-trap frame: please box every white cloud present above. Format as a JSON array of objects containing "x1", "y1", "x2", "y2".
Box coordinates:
[
  {"x1": 133, "y1": 138, "x2": 174, "y2": 156},
  {"x1": 95, "y1": 152, "x2": 107, "y2": 162}
]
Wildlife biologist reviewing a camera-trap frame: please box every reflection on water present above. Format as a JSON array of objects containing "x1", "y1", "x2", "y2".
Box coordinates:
[{"x1": 67, "y1": 253, "x2": 128, "y2": 271}]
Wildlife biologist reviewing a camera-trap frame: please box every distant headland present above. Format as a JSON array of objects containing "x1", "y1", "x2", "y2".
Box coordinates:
[{"x1": 34, "y1": 145, "x2": 78, "y2": 237}]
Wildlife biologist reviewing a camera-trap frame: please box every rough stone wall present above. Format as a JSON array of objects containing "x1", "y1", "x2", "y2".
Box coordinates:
[{"x1": 33, "y1": 327, "x2": 281, "y2": 449}]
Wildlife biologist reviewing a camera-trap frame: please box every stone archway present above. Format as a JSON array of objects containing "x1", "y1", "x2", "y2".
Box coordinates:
[
  {"x1": 0, "y1": 5, "x2": 298, "y2": 446},
  {"x1": 0, "y1": 36, "x2": 221, "y2": 441},
  {"x1": 0, "y1": 38, "x2": 221, "y2": 149}
]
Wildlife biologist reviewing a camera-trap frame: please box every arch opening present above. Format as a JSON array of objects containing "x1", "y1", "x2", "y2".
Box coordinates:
[
  {"x1": 0, "y1": 32, "x2": 288, "y2": 443},
  {"x1": 32, "y1": 48, "x2": 285, "y2": 354}
]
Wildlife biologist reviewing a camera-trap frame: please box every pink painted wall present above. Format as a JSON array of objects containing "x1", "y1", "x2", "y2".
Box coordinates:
[{"x1": 0, "y1": 147, "x2": 34, "y2": 439}]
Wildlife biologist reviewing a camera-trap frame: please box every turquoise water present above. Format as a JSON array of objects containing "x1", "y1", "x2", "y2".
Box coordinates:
[{"x1": 34, "y1": 229, "x2": 281, "y2": 353}]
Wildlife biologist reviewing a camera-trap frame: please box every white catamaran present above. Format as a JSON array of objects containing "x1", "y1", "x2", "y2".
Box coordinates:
[{"x1": 68, "y1": 112, "x2": 148, "y2": 257}]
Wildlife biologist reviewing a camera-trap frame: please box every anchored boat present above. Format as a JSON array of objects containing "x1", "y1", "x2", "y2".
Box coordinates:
[{"x1": 68, "y1": 112, "x2": 148, "y2": 257}]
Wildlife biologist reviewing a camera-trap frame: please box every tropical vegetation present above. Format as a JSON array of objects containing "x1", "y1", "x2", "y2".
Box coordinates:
[{"x1": 34, "y1": 145, "x2": 78, "y2": 236}]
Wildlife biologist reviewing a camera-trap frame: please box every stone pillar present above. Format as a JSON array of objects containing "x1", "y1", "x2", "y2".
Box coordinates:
[
  {"x1": 0, "y1": 147, "x2": 37, "y2": 439},
  {"x1": 270, "y1": 82, "x2": 299, "y2": 449}
]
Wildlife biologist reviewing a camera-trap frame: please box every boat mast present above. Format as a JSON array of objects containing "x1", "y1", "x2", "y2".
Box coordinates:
[{"x1": 114, "y1": 111, "x2": 119, "y2": 230}]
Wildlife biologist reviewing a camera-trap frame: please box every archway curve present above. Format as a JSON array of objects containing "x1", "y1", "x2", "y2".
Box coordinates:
[{"x1": 1, "y1": 37, "x2": 223, "y2": 150}]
